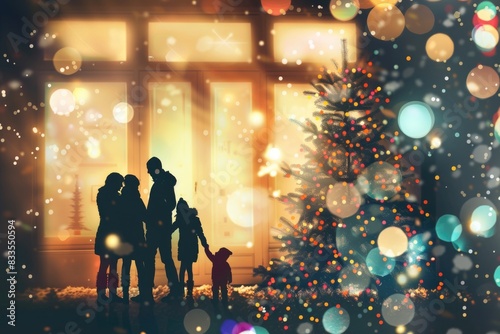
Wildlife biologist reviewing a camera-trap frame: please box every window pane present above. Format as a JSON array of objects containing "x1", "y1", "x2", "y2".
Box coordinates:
[
  {"x1": 272, "y1": 83, "x2": 312, "y2": 234},
  {"x1": 44, "y1": 21, "x2": 127, "y2": 61},
  {"x1": 211, "y1": 82, "x2": 254, "y2": 246},
  {"x1": 273, "y1": 22, "x2": 357, "y2": 64},
  {"x1": 149, "y1": 22, "x2": 252, "y2": 62},
  {"x1": 149, "y1": 82, "x2": 194, "y2": 202},
  {"x1": 44, "y1": 82, "x2": 128, "y2": 238}
]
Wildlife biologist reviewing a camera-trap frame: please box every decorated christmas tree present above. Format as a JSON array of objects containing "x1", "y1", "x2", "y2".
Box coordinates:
[
  {"x1": 66, "y1": 175, "x2": 89, "y2": 235},
  {"x1": 254, "y1": 44, "x2": 433, "y2": 329}
]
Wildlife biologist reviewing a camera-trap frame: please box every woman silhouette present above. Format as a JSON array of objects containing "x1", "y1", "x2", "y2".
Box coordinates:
[
  {"x1": 118, "y1": 174, "x2": 147, "y2": 304},
  {"x1": 172, "y1": 198, "x2": 208, "y2": 298},
  {"x1": 94, "y1": 172, "x2": 124, "y2": 304}
]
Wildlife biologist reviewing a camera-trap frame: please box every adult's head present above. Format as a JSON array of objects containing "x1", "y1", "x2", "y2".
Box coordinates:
[
  {"x1": 146, "y1": 157, "x2": 163, "y2": 180},
  {"x1": 124, "y1": 174, "x2": 140, "y2": 188},
  {"x1": 105, "y1": 172, "x2": 124, "y2": 192}
]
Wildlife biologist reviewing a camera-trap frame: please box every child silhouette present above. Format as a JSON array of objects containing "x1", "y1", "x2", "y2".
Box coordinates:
[
  {"x1": 172, "y1": 198, "x2": 208, "y2": 298},
  {"x1": 204, "y1": 245, "x2": 232, "y2": 309}
]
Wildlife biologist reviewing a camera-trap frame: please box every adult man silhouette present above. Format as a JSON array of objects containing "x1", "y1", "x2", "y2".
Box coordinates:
[{"x1": 136, "y1": 157, "x2": 181, "y2": 303}]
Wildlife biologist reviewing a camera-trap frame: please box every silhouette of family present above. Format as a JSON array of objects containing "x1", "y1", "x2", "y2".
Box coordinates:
[{"x1": 94, "y1": 157, "x2": 233, "y2": 308}]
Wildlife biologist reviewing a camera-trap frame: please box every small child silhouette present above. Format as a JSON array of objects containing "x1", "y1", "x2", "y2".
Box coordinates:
[{"x1": 204, "y1": 245, "x2": 232, "y2": 309}]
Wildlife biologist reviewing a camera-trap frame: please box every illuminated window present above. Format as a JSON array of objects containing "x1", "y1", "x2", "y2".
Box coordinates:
[
  {"x1": 273, "y1": 22, "x2": 357, "y2": 65},
  {"x1": 271, "y1": 83, "x2": 312, "y2": 234},
  {"x1": 148, "y1": 22, "x2": 252, "y2": 62},
  {"x1": 44, "y1": 82, "x2": 128, "y2": 240},
  {"x1": 149, "y1": 81, "x2": 194, "y2": 201},
  {"x1": 43, "y1": 21, "x2": 127, "y2": 62},
  {"x1": 210, "y1": 82, "x2": 255, "y2": 246}
]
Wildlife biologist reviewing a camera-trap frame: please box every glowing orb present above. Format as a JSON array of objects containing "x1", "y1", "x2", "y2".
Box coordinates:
[
  {"x1": 329, "y1": 0, "x2": 360, "y2": 22},
  {"x1": 397, "y1": 101, "x2": 434, "y2": 139},
  {"x1": 184, "y1": 309, "x2": 210, "y2": 334},
  {"x1": 226, "y1": 188, "x2": 254, "y2": 228},
  {"x1": 357, "y1": 161, "x2": 402, "y2": 200},
  {"x1": 466, "y1": 65, "x2": 499, "y2": 99},
  {"x1": 253, "y1": 326, "x2": 270, "y2": 334},
  {"x1": 339, "y1": 264, "x2": 371, "y2": 295},
  {"x1": 113, "y1": 102, "x2": 134, "y2": 123},
  {"x1": 381, "y1": 294, "x2": 415, "y2": 326},
  {"x1": 407, "y1": 233, "x2": 430, "y2": 263},
  {"x1": 261, "y1": 0, "x2": 291, "y2": 16},
  {"x1": 326, "y1": 182, "x2": 363, "y2": 218},
  {"x1": 453, "y1": 254, "x2": 473, "y2": 271},
  {"x1": 472, "y1": 25, "x2": 499, "y2": 52},
  {"x1": 53, "y1": 47, "x2": 82, "y2": 75},
  {"x1": 220, "y1": 319, "x2": 237, "y2": 334},
  {"x1": 322, "y1": 306, "x2": 350, "y2": 334},
  {"x1": 366, "y1": 247, "x2": 395, "y2": 277},
  {"x1": 86, "y1": 137, "x2": 101, "y2": 159},
  {"x1": 405, "y1": 4, "x2": 434, "y2": 34},
  {"x1": 377, "y1": 226, "x2": 408, "y2": 257},
  {"x1": 358, "y1": 0, "x2": 398, "y2": 9},
  {"x1": 49, "y1": 88, "x2": 76, "y2": 116},
  {"x1": 494, "y1": 266, "x2": 500, "y2": 287},
  {"x1": 425, "y1": 33, "x2": 454, "y2": 62},
  {"x1": 435, "y1": 214, "x2": 462, "y2": 242},
  {"x1": 477, "y1": 1, "x2": 497, "y2": 20},
  {"x1": 297, "y1": 323, "x2": 314, "y2": 334},
  {"x1": 105, "y1": 234, "x2": 121, "y2": 250},
  {"x1": 249, "y1": 111, "x2": 265, "y2": 126},
  {"x1": 472, "y1": 144, "x2": 492, "y2": 163},
  {"x1": 367, "y1": 3, "x2": 405, "y2": 41},
  {"x1": 232, "y1": 322, "x2": 255, "y2": 333},
  {"x1": 73, "y1": 87, "x2": 90, "y2": 105},
  {"x1": 460, "y1": 197, "x2": 497, "y2": 238},
  {"x1": 470, "y1": 204, "x2": 497, "y2": 237}
]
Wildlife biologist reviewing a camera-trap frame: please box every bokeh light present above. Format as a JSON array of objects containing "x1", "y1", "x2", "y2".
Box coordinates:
[
  {"x1": 220, "y1": 319, "x2": 237, "y2": 334},
  {"x1": 357, "y1": 161, "x2": 402, "y2": 200},
  {"x1": 339, "y1": 264, "x2": 371, "y2": 295},
  {"x1": 476, "y1": 1, "x2": 497, "y2": 20},
  {"x1": 184, "y1": 309, "x2": 211, "y2": 334},
  {"x1": 322, "y1": 306, "x2": 350, "y2": 334},
  {"x1": 466, "y1": 65, "x2": 499, "y2": 99},
  {"x1": 494, "y1": 266, "x2": 500, "y2": 287},
  {"x1": 453, "y1": 254, "x2": 474, "y2": 272},
  {"x1": 53, "y1": 47, "x2": 82, "y2": 75},
  {"x1": 112, "y1": 102, "x2": 134, "y2": 123},
  {"x1": 73, "y1": 87, "x2": 90, "y2": 105},
  {"x1": 405, "y1": 4, "x2": 434, "y2": 34},
  {"x1": 297, "y1": 322, "x2": 314, "y2": 333},
  {"x1": 329, "y1": 0, "x2": 360, "y2": 21},
  {"x1": 366, "y1": 247, "x2": 395, "y2": 276},
  {"x1": 261, "y1": 0, "x2": 291, "y2": 16},
  {"x1": 105, "y1": 233, "x2": 121, "y2": 250},
  {"x1": 397, "y1": 101, "x2": 435, "y2": 139},
  {"x1": 49, "y1": 88, "x2": 76, "y2": 116},
  {"x1": 226, "y1": 187, "x2": 255, "y2": 228},
  {"x1": 455, "y1": 197, "x2": 497, "y2": 239},
  {"x1": 326, "y1": 182, "x2": 363, "y2": 218},
  {"x1": 470, "y1": 204, "x2": 497, "y2": 237},
  {"x1": 377, "y1": 226, "x2": 408, "y2": 257},
  {"x1": 471, "y1": 144, "x2": 491, "y2": 163},
  {"x1": 367, "y1": 3, "x2": 405, "y2": 41},
  {"x1": 472, "y1": 24, "x2": 499, "y2": 52},
  {"x1": 425, "y1": 33, "x2": 454, "y2": 62},
  {"x1": 358, "y1": 0, "x2": 398, "y2": 10},
  {"x1": 381, "y1": 294, "x2": 415, "y2": 326},
  {"x1": 435, "y1": 214, "x2": 462, "y2": 242}
]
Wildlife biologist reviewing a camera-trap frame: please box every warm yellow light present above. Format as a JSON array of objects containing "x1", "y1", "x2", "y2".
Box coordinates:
[{"x1": 105, "y1": 234, "x2": 121, "y2": 250}]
